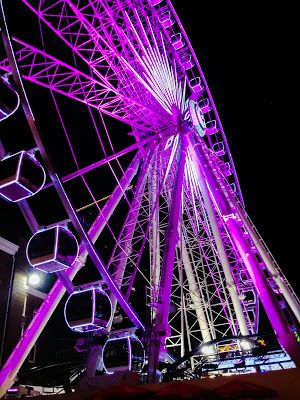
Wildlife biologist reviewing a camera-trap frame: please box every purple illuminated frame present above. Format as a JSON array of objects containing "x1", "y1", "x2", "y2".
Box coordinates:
[
  {"x1": 0, "y1": 74, "x2": 20, "y2": 121},
  {"x1": 26, "y1": 225, "x2": 79, "y2": 273},
  {"x1": 102, "y1": 335, "x2": 145, "y2": 375},
  {"x1": 64, "y1": 287, "x2": 113, "y2": 333},
  {"x1": 0, "y1": 150, "x2": 46, "y2": 202}
]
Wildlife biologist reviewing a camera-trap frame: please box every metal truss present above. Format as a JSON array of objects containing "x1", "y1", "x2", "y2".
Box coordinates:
[{"x1": 1, "y1": 0, "x2": 244, "y2": 199}]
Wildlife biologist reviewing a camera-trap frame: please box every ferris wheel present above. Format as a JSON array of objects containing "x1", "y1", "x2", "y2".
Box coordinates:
[{"x1": 0, "y1": 0, "x2": 300, "y2": 393}]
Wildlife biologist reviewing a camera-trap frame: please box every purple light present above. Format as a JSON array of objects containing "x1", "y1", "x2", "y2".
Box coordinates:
[
  {"x1": 0, "y1": 74, "x2": 20, "y2": 121},
  {"x1": 6, "y1": 387, "x2": 18, "y2": 393}
]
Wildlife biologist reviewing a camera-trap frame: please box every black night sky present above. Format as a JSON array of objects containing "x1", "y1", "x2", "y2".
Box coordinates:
[{"x1": 171, "y1": 1, "x2": 298, "y2": 294}]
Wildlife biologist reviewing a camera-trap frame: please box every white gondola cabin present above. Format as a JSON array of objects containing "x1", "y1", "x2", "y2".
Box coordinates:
[
  {"x1": 0, "y1": 74, "x2": 20, "y2": 121},
  {"x1": 0, "y1": 151, "x2": 46, "y2": 202},
  {"x1": 64, "y1": 287, "x2": 112, "y2": 332},
  {"x1": 198, "y1": 98, "x2": 212, "y2": 114},
  {"x1": 102, "y1": 335, "x2": 145, "y2": 374},
  {"x1": 26, "y1": 225, "x2": 78, "y2": 273},
  {"x1": 171, "y1": 33, "x2": 185, "y2": 50},
  {"x1": 159, "y1": 11, "x2": 175, "y2": 28},
  {"x1": 189, "y1": 77, "x2": 205, "y2": 94},
  {"x1": 204, "y1": 120, "x2": 219, "y2": 135},
  {"x1": 212, "y1": 141, "x2": 225, "y2": 157},
  {"x1": 181, "y1": 54, "x2": 194, "y2": 70}
]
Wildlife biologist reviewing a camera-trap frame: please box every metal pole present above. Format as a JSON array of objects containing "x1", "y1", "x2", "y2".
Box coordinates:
[
  {"x1": 149, "y1": 155, "x2": 161, "y2": 317},
  {"x1": 147, "y1": 130, "x2": 188, "y2": 383},
  {"x1": 189, "y1": 142, "x2": 250, "y2": 337},
  {"x1": 190, "y1": 132, "x2": 300, "y2": 366},
  {"x1": 181, "y1": 239, "x2": 213, "y2": 342},
  {"x1": 107, "y1": 153, "x2": 150, "y2": 327},
  {"x1": 235, "y1": 201, "x2": 300, "y2": 324}
]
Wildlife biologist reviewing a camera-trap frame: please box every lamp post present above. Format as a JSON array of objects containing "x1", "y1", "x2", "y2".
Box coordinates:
[
  {"x1": 27, "y1": 272, "x2": 42, "y2": 287},
  {"x1": 22, "y1": 271, "x2": 46, "y2": 361}
]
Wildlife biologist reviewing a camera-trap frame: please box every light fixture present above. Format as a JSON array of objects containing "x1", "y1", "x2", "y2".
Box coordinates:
[
  {"x1": 240, "y1": 339, "x2": 253, "y2": 351},
  {"x1": 200, "y1": 344, "x2": 215, "y2": 356},
  {"x1": 27, "y1": 272, "x2": 43, "y2": 287}
]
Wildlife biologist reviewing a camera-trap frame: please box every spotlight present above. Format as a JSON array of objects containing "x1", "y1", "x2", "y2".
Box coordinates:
[
  {"x1": 200, "y1": 344, "x2": 215, "y2": 356},
  {"x1": 240, "y1": 339, "x2": 253, "y2": 351},
  {"x1": 27, "y1": 272, "x2": 43, "y2": 287}
]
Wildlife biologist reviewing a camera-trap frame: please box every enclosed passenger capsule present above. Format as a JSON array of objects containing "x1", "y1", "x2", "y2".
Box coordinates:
[
  {"x1": 198, "y1": 98, "x2": 212, "y2": 114},
  {"x1": 212, "y1": 141, "x2": 225, "y2": 157},
  {"x1": 189, "y1": 77, "x2": 204, "y2": 94},
  {"x1": 64, "y1": 287, "x2": 112, "y2": 332},
  {"x1": 181, "y1": 54, "x2": 194, "y2": 70},
  {"x1": 26, "y1": 225, "x2": 78, "y2": 273},
  {"x1": 102, "y1": 335, "x2": 145, "y2": 374},
  {"x1": 0, "y1": 151, "x2": 46, "y2": 202},
  {"x1": 171, "y1": 33, "x2": 185, "y2": 50},
  {"x1": 204, "y1": 120, "x2": 219, "y2": 135},
  {"x1": 159, "y1": 11, "x2": 175, "y2": 28},
  {"x1": 0, "y1": 74, "x2": 20, "y2": 121}
]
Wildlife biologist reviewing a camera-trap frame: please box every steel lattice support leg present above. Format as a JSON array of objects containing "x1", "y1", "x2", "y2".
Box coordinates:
[
  {"x1": 188, "y1": 143, "x2": 250, "y2": 337},
  {"x1": 234, "y1": 201, "x2": 300, "y2": 325},
  {"x1": 147, "y1": 130, "x2": 189, "y2": 383},
  {"x1": 190, "y1": 132, "x2": 300, "y2": 367}
]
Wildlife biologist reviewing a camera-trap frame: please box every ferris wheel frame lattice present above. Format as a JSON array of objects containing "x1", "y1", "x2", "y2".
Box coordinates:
[{"x1": 0, "y1": 0, "x2": 300, "y2": 394}]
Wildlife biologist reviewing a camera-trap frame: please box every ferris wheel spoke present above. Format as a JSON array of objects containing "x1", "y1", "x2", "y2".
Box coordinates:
[
  {"x1": 21, "y1": 0, "x2": 178, "y2": 129},
  {"x1": 0, "y1": 37, "x2": 165, "y2": 129}
]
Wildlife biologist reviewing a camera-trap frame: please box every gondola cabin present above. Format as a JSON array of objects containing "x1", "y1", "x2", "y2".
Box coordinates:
[
  {"x1": 26, "y1": 226, "x2": 78, "y2": 273},
  {"x1": 0, "y1": 151, "x2": 46, "y2": 202},
  {"x1": 0, "y1": 74, "x2": 20, "y2": 121},
  {"x1": 64, "y1": 287, "x2": 112, "y2": 332},
  {"x1": 102, "y1": 335, "x2": 145, "y2": 374}
]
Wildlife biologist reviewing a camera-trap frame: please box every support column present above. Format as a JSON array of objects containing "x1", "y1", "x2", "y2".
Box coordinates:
[
  {"x1": 235, "y1": 202, "x2": 300, "y2": 325},
  {"x1": 181, "y1": 239, "x2": 212, "y2": 342},
  {"x1": 147, "y1": 131, "x2": 189, "y2": 383},
  {"x1": 150, "y1": 156, "x2": 161, "y2": 313},
  {"x1": 190, "y1": 132, "x2": 300, "y2": 366},
  {"x1": 189, "y1": 144, "x2": 250, "y2": 337},
  {"x1": 226, "y1": 218, "x2": 300, "y2": 365}
]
